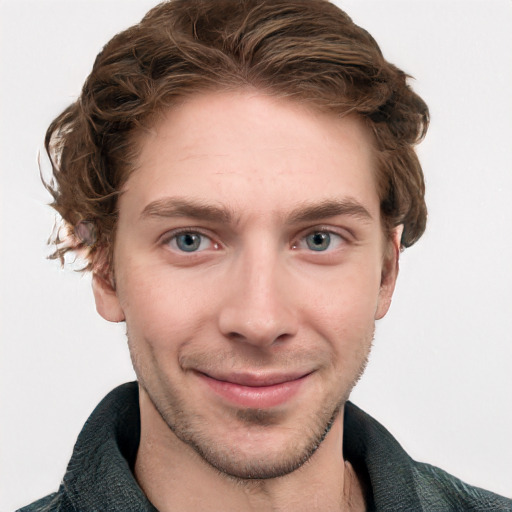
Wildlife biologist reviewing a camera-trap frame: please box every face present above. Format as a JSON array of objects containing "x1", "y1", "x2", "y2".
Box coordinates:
[{"x1": 93, "y1": 91, "x2": 400, "y2": 480}]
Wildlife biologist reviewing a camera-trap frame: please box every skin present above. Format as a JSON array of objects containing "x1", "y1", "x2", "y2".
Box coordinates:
[{"x1": 93, "y1": 90, "x2": 401, "y2": 511}]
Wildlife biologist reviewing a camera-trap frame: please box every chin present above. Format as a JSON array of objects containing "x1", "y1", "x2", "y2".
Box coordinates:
[{"x1": 166, "y1": 397, "x2": 344, "y2": 481}]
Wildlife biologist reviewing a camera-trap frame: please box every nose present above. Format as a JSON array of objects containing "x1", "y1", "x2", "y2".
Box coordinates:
[{"x1": 217, "y1": 246, "x2": 298, "y2": 347}]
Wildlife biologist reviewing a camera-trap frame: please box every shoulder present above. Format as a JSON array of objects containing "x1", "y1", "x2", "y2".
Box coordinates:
[
  {"x1": 344, "y1": 402, "x2": 512, "y2": 511},
  {"x1": 15, "y1": 491, "x2": 74, "y2": 512},
  {"x1": 410, "y1": 461, "x2": 512, "y2": 511}
]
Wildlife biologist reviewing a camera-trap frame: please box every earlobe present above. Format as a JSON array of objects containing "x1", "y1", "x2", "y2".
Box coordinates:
[
  {"x1": 375, "y1": 225, "x2": 403, "y2": 320},
  {"x1": 92, "y1": 272, "x2": 125, "y2": 323}
]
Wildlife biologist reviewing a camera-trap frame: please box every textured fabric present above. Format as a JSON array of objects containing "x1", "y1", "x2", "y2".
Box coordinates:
[
  {"x1": 343, "y1": 403, "x2": 512, "y2": 511},
  {"x1": 18, "y1": 382, "x2": 512, "y2": 511},
  {"x1": 19, "y1": 383, "x2": 156, "y2": 512}
]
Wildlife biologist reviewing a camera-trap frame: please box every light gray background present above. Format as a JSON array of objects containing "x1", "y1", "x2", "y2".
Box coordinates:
[{"x1": 1, "y1": 1, "x2": 511, "y2": 510}]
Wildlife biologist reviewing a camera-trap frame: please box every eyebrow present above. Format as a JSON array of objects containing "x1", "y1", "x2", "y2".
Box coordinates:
[
  {"x1": 140, "y1": 197, "x2": 234, "y2": 224},
  {"x1": 140, "y1": 197, "x2": 372, "y2": 225},
  {"x1": 286, "y1": 198, "x2": 373, "y2": 224}
]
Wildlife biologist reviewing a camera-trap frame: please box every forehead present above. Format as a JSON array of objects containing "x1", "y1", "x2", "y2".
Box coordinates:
[{"x1": 121, "y1": 90, "x2": 380, "y2": 223}]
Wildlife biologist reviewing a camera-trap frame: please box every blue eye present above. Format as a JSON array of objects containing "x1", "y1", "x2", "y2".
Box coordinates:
[
  {"x1": 305, "y1": 232, "x2": 332, "y2": 251},
  {"x1": 293, "y1": 230, "x2": 344, "y2": 252},
  {"x1": 168, "y1": 232, "x2": 213, "y2": 252},
  {"x1": 176, "y1": 233, "x2": 202, "y2": 252}
]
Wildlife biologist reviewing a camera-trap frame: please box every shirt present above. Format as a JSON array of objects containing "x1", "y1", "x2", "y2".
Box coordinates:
[{"x1": 18, "y1": 382, "x2": 512, "y2": 511}]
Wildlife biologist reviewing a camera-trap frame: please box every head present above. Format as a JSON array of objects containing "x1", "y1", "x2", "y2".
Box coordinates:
[
  {"x1": 46, "y1": 0, "x2": 428, "y2": 274},
  {"x1": 44, "y1": 0, "x2": 429, "y2": 481}
]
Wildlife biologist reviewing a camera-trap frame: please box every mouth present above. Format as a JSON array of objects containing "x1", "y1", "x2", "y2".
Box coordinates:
[{"x1": 195, "y1": 370, "x2": 312, "y2": 409}]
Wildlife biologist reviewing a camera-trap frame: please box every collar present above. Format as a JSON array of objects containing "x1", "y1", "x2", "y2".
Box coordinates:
[
  {"x1": 60, "y1": 382, "x2": 156, "y2": 511},
  {"x1": 61, "y1": 382, "x2": 423, "y2": 510}
]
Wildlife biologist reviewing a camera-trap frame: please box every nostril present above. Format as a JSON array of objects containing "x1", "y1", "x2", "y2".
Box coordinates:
[
  {"x1": 217, "y1": 289, "x2": 299, "y2": 347},
  {"x1": 223, "y1": 328, "x2": 293, "y2": 347},
  {"x1": 226, "y1": 331, "x2": 245, "y2": 341}
]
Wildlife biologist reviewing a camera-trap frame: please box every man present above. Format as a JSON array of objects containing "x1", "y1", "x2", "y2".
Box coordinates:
[{"x1": 16, "y1": 0, "x2": 511, "y2": 510}]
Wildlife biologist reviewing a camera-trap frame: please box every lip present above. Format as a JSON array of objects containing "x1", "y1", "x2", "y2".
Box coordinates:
[{"x1": 196, "y1": 371, "x2": 312, "y2": 408}]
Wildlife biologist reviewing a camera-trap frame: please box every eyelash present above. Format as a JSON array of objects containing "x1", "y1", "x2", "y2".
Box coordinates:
[
  {"x1": 161, "y1": 228, "x2": 219, "y2": 253},
  {"x1": 160, "y1": 226, "x2": 349, "y2": 254},
  {"x1": 291, "y1": 228, "x2": 347, "y2": 252}
]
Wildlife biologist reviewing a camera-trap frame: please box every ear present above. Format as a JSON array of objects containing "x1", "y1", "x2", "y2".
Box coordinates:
[
  {"x1": 375, "y1": 225, "x2": 403, "y2": 320},
  {"x1": 92, "y1": 271, "x2": 125, "y2": 323}
]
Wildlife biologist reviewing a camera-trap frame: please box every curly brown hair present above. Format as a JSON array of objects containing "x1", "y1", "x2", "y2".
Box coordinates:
[{"x1": 45, "y1": 0, "x2": 429, "y2": 273}]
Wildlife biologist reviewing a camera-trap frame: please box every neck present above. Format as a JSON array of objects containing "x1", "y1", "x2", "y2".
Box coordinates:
[{"x1": 134, "y1": 388, "x2": 365, "y2": 512}]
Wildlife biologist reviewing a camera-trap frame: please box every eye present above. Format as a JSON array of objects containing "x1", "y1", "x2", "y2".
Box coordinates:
[
  {"x1": 294, "y1": 230, "x2": 344, "y2": 252},
  {"x1": 306, "y1": 232, "x2": 331, "y2": 251},
  {"x1": 167, "y1": 231, "x2": 214, "y2": 253}
]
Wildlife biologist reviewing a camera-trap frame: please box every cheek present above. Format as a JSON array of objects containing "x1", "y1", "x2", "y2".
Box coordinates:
[
  {"x1": 117, "y1": 263, "x2": 215, "y2": 347},
  {"x1": 299, "y1": 265, "x2": 381, "y2": 343}
]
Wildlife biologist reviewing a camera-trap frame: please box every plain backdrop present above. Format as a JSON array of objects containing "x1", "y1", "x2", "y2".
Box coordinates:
[{"x1": 1, "y1": 0, "x2": 511, "y2": 510}]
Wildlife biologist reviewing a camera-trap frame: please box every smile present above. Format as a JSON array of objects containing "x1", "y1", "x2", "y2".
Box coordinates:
[{"x1": 196, "y1": 371, "x2": 312, "y2": 408}]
